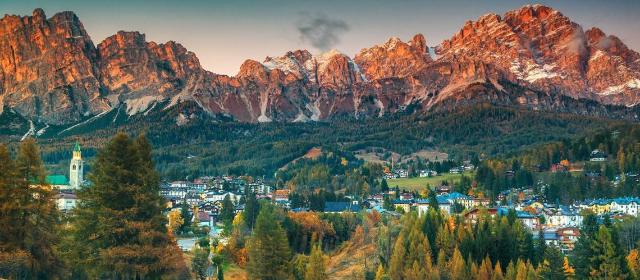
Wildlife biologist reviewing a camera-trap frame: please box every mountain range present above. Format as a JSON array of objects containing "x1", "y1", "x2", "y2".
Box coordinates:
[{"x1": 1, "y1": 4, "x2": 640, "y2": 131}]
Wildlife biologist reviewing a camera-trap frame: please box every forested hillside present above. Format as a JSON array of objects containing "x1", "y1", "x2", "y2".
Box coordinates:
[{"x1": 34, "y1": 104, "x2": 628, "y2": 180}]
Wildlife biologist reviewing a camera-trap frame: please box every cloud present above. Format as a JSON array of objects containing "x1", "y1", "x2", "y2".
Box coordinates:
[
  {"x1": 597, "y1": 36, "x2": 614, "y2": 49},
  {"x1": 566, "y1": 28, "x2": 587, "y2": 56},
  {"x1": 297, "y1": 13, "x2": 349, "y2": 51}
]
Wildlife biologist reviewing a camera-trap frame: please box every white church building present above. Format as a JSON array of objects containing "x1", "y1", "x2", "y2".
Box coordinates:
[{"x1": 46, "y1": 142, "x2": 85, "y2": 190}]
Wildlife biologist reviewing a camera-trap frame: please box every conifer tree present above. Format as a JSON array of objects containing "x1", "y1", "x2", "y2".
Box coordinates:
[
  {"x1": 0, "y1": 140, "x2": 61, "y2": 278},
  {"x1": 515, "y1": 259, "x2": 528, "y2": 280},
  {"x1": 404, "y1": 261, "x2": 426, "y2": 280},
  {"x1": 448, "y1": 247, "x2": 467, "y2": 280},
  {"x1": 504, "y1": 261, "x2": 516, "y2": 280},
  {"x1": 478, "y1": 256, "x2": 493, "y2": 280},
  {"x1": 538, "y1": 246, "x2": 566, "y2": 280},
  {"x1": 627, "y1": 249, "x2": 640, "y2": 279},
  {"x1": 563, "y1": 257, "x2": 575, "y2": 280},
  {"x1": 589, "y1": 225, "x2": 625, "y2": 279},
  {"x1": 68, "y1": 133, "x2": 185, "y2": 278},
  {"x1": 388, "y1": 234, "x2": 405, "y2": 280},
  {"x1": 375, "y1": 264, "x2": 389, "y2": 280},
  {"x1": 246, "y1": 203, "x2": 291, "y2": 279},
  {"x1": 493, "y1": 261, "x2": 504, "y2": 280},
  {"x1": 525, "y1": 262, "x2": 537, "y2": 280},
  {"x1": 305, "y1": 244, "x2": 326, "y2": 280}
]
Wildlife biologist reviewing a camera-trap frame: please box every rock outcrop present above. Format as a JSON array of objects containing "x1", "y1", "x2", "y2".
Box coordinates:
[{"x1": 1, "y1": 5, "x2": 639, "y2": 126}]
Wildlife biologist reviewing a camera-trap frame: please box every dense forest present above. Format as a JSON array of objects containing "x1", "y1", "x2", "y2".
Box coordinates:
[
  {"x1": 22, "y1": 104, "x2": 628, "y2": 180},
  {"x1": 474, "y1": 125, "x2": 640, "y2": 203}
]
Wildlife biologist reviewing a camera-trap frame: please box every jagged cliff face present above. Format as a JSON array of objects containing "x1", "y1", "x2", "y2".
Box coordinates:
[
  {"x1": 438, "y1": 4, "x2": 640, "y2": 106},
  {"x1": 1, "y1": 5, "x2": 639, "y2": 126},
  {"x1": 0, "y1": 9, "x2": 108, "y2": 123}
]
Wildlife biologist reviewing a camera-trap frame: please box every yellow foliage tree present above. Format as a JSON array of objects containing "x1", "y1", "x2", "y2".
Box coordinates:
[
  {"x1": 167, "y1": 209, "x2": 184, "y2": 235},
  {"x1": 627, "y1": 249, "x2": 640, "y2": 278},
  {"x1": 563, "y1": 256, "x2": 575, "y2": 279}
]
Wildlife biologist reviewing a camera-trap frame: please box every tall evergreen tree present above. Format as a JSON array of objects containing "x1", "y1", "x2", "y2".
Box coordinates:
[
  {"x1": 0, "y1": 140, "x2": 61, "y2": 278},
  {"x1": 538, "y1": 246, "x2": 566, "y2": 280},
  {"x1": 246, "y1": 203, "x2": 291, "y2": 279},
  {"x1": 589, "y1": 225, "x2": 625, "y2": 279},
  {"x1": 68, "y1": 133, "x2": 186, "y2": 278},
  {"x1": 305, "y1": 244, "x2": 326, "y2": 280}
]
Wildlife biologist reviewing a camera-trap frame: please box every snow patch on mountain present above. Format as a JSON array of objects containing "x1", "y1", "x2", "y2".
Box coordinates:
[
  {"x1": 306, "y1": 102, "x2": 322, "y2": 121},
  {"x1": 598, "y1": 79, "x2": 640, "y2": 96},
  {"x1": 21, "y1": 120, "x2": 35, "y2": 141},
  {"x1": 510, "y1": 61, "x2": 560, "y2": 83},
  {"x1": 125, "y1": 95, "x2": 164, "y2": 116},
  {"x1": 292, "y1": 112, "x2": 310, "y2": 123},
  {"x1": 263, "y1": 55, "x2": 306, "y2": 78}
]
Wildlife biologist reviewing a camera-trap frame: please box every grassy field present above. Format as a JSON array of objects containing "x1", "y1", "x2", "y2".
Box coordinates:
[{"x1": 387, "y1": 171, "x2": 474, "y2": 191}]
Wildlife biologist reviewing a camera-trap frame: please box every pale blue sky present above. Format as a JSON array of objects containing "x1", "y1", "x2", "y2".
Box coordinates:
[{"x1": 2, "y1": 0, "x2": 639, "y2": 75}]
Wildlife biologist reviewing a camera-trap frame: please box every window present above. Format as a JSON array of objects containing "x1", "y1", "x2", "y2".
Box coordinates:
[{"x1": 72, "y1": 165, "x2": 76, "y2": 170}]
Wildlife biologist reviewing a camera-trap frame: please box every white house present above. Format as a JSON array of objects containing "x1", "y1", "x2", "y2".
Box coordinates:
[
  {"x1": 206, "y1": 191, "x2": 242, "y2": 203},
  {"x1": 610, "y1": 198, "x2": 640, "y2": 216},
  {"x1": 56, "y1": 192, "x2": 77, "y2": 211},
  {"x1": 545, "y1": 209, "x2": 583, "y2": 228}
]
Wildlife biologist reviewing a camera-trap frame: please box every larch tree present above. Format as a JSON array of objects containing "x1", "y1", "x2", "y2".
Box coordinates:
[
  {"x1": 375, "y1": 264, "x2": 389, "y2": 280},
  {"x1": 0, "y1": 140, "x2": 62, "y2": 279},
  {"x1": 304, "y1": 244, "x2": 326, "y2": 280},
  {"x1": 68, "y1": 133, "x2": 186, "y2": 279},
  {"x1": 563, "y1": 256, "x2": 576, "y2": 280},
  {"x1": 246, "y1": 203, "x2": 291, "y2": 279},
  {"x1": 589, "y1": 225, "x2": 625, "y2": 279},
  {"x1": 447, "y1": 247, "x2": 467, "y2": 280},
  {"x1": 539, "y1": 246, "x2": 566, "y2": 280},
  {"x1": 492, "y1": 261, "x2": 504, "y2": 280}
]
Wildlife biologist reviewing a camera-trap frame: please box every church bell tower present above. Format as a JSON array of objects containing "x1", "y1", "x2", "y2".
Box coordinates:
[{"x1": 69, "y1": 142, "x2": 84, "y2": 189}]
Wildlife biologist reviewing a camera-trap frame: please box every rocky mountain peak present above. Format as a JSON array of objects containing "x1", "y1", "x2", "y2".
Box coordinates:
[
  {"x1": 1, "y1": 5, "x2": 639, "y2": 126},
  {"x1": 355, "y1": 34, "x2": 432, "y2": 80}
]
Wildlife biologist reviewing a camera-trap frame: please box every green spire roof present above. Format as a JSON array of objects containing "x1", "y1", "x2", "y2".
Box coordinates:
[{"x1": 74, "y1": 141, "x2": 81, "y2": 152}]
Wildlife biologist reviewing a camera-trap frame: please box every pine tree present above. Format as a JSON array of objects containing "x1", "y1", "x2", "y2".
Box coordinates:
[
  {"x1": 538, "y1": 246, "x2": 566, "y2": 280},
  {"x1": 0, "y1": 140, "x2": 62, "y2": 278},
  {"x1": 525, "y1": 262, "x2": 537, "y2": 280},
  {"x1": 388, "y1": 234, "x2": 405, "y2": 280},
  {"x1": 627, "y1": 249, "x2": 640, "y2": 279},
  {"x1": 192, "y1": 246, "x2": 210, "y2": 280},
  {"x1": 246, "y1": 204, "x2": 291, "y2": 279},
  {"x1": 244, "y1": 190, "x2": 260, "y2": 230},
  {"x1": 563, "y1": 257, "x2": 576, "y2": 280},
  {"x1": 504, "y1": 261, "x2": 516, "y2": 280},
  {"x1": 305, "y1": 244, "x2": 326, "y2": 280},
  {"x1": 221, "y1": 194, "x2": 235, "y2": 233},
  {"x1": 0, "y1": 144, "x2": 31, "y2": 278},
  {"x1": 68, "y1": 133, "x2": 185, "y2": 278},
  {"x1": 515, "y1": 259, "x2": 528, "y2": 280},
  {"x1": 493, "y1": 261, "x2": 504, "y2": 280},
  {"x1": 375, "y1": 264, "x2": 389, "y2": 280},
  {"x1": 448, "y1": 247, "x2": 467, "y2": 280},
  {"x1": 404, "y1": 261, "x2": 426, "y2": 280},
  {"x1": 478, "y1": 256, "x2": 493, "y2": 280},
  {"x1": 589, "y1": 225, "x2": 625, "y2": 279}
]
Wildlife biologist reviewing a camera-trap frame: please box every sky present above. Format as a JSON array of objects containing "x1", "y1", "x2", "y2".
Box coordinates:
[{"x1": 2, "y1": 0, "x2": 639, "y2": 75}]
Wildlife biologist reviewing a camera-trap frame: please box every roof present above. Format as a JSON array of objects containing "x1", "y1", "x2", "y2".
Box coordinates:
[
  {"x1": 74, "y1": 141, "x2": 81, "y2": 152},
  {"x1": 443, "y1": 192, "x2": 471, "y2": 200},
  {"x1": 392, "y1": 199, "x2": 413, "y2": 204},
  {"x1": 324, "y1": 202, "x2": 360, "y2": 212},
  {"x1": 46, "y1": 175, "x2": 68, "y2": 185},
  {"x1": 57, "y1": 193, "x2": 77, "y2": 199}
]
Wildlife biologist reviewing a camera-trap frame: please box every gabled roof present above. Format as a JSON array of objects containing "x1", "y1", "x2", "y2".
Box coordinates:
[{"x1": 324, "y1": 202, "x2": 360, "y2": 212}]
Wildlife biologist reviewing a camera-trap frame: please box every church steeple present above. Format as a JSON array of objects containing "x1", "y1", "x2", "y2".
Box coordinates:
[
  {"x1": 69, "y1": 141, "x2": 84, "y2": 189},
  {"x1": 72, "y1": 141, "x2": 82, "y2": 160}
]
